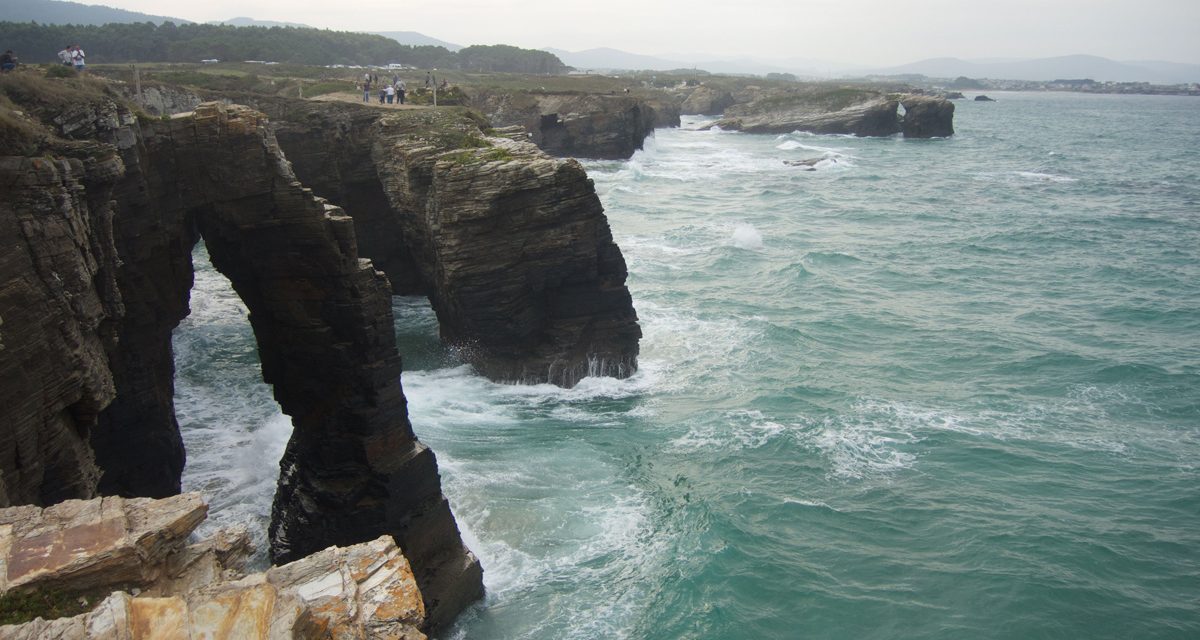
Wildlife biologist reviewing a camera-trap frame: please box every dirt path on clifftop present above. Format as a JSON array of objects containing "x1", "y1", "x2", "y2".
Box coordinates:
[{"x1": 310, "y1": 92, "x2": 432, "y2": 110}]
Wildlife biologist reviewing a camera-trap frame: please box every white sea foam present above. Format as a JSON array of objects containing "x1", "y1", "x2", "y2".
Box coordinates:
[
  {"x1": 973, "y1": 170, "x2": 1078, "y2": 184},
  {"x1": 1015, "y1": 171, "x2": 1078, "y2": 183},
  {"x1": 175, "y1": 246, "x2": 292, "y2": 565},
  {"x1": 669, "y1": 409, "x2": 787, "y2": 452},
  {"x1": 730, "y1": 223, "x2": 765, "y2": 250}
]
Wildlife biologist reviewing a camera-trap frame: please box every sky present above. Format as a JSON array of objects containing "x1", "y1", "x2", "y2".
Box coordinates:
[{"x1": 86, "y1": 0, "x2": 1200, "y2": 66}]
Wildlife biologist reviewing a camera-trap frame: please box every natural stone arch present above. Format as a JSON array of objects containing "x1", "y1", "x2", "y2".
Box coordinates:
[{"x1": 82, "y1": 103, "x2": 481, "y2": 629}]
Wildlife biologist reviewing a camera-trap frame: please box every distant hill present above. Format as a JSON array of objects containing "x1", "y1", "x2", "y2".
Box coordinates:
[
  {"x1": 0, "y1": 0, "x2": 188, "y2": 25},
  {"x1": 544, "y1": 46, "x2": 843, "y2": 78},
  {"x1": 374, "y1": 31, "x2": 462, "y2": 52},
  {"x1": 211, "y1": 17, "x2": 312, "y2": 28},
  {"x1": 866, "y1": 55, "x2": 1200, "y2": 84}
]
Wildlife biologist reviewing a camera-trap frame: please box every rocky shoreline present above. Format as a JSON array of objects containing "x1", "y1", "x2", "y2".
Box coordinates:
[
  {"x1": 0, "y1": 493, "x2": 428, "y2": 638},
  {"x1": 0, "y1": 70, "x2": 650, "y2": 634}
]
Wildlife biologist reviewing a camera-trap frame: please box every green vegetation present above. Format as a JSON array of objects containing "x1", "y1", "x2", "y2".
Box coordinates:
[
  {"x1": 0, "y1": 588, "x2": 93, "y2": 625},
  {"x1": 0, "y1": 21, "x2": 567, "y2": 73}
]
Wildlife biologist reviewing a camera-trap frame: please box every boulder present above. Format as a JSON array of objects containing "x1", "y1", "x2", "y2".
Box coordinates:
[
  {"x1": 0, "y1": 522, "x2": 426, "y2": 640},
  {"x1": 0, "y1": 494, "x2": 206, "y2": 594}
]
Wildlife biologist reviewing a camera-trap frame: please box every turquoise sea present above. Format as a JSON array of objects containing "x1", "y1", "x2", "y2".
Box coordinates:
[{"x1": 175, "y1": 92, "x2": 1200, "y2": 639}]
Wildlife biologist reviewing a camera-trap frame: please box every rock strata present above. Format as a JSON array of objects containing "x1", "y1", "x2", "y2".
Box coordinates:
[
  {"x1": 0, "y1": 495, "x2": 426, "y2": 640},
  {"x1": 258, "y1": 102, "x2": 642, "y2": 387},
  {"x1": 469, "y1": 91, "x2": 670, "y2": 159},
  {"x1": 0, "y1": 91, "x2": 482, "y2": 629},
  {"x1": 901, "y1": 95, "x2": 956, "y2": 138},
  {"x1": 680, "y1": 85, "x2": 736, "y2": 115},
  {"x1": 714, "y1": 89, "x2": 954, "y2": 138}
]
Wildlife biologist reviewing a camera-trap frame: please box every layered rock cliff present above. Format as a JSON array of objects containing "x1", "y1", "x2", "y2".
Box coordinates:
[
  {"x1": 251, "y1": 100, "x2": 641, "y2": 386},
  {"x1": 468, "y1": 91, "x2": 676, "y2": 159},
  {"x1": 713, "y1": 87, "x2": 955, "y2": 138},
  {"x1": 0, "y1": 81, "x2": 482, "y2": 630}
]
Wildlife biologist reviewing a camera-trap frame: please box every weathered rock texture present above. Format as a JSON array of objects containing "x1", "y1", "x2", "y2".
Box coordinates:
[
  {"x1": 469, "y1": 91, "x2": 672, "y2": 159},
  {"x1": 714, "y1": 89, "x2": 954, "y2": 138},
  {"x1": 254, "y1": 101, "x2": 641, "y2": 386},
  {"x1": 680, "y1": 85, "x2": 736, "y2": 116},
  {"x1": 0, "y1": 494, "x2": 206, "y2": 594},
  {"x1": 0, "y1": 90, "x2": 481, "y2": 630},
  {"x1": 901, "y1": 95, "x2": 956, "y2": 138},
  {"x1": 0, "y1": 495, "x2": 426, "y2": 639}
]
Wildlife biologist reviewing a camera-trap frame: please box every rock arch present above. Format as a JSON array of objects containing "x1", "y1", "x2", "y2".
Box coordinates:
[{"x1": 1, "y1": 102, "x2": 481, "y2": 630}]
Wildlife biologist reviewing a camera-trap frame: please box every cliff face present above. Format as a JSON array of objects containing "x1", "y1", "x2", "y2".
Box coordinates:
[
  {"x1": 469, "y1": 91, "x2": 672, "y2": 159},
  {"x1": 713, "y1": 89, "x2": 954, "y2": 138},
  {"x1": 0, "y1": 153, "x2": 122, "y2": 507},
  {"x1": 679, "y1": 85, "x2": 736, "y2": 116},
  {"x1": 257, "y1": 101, "x2": 641, "y2": 387},
  {"x1": 0, "y1": 93, "x2": 482, "y2": 630}
]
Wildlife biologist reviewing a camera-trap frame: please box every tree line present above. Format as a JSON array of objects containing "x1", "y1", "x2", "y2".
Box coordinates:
[{"x1": 0, "y1": 21, "x2": 569, "y2": 74}]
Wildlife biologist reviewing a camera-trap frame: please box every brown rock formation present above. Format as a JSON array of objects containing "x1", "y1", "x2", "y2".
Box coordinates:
[
  {"x1": 0, "y1": 92, "x2": 482, "y2": 630},
  {"x1": 717, "y1": 93, "x2": 903, "y2": 136},
  {"x1": 258, "y1": 102, "x2": 641, "y2": 387},
  {"x1": 0, "y1": 493, "x2": 206, "y2": 594},
  {"x1": 714, "y1": 88, "x2": 954, "y2": 138},
  {"x1": 0, "y1": 495, "x2": 427, "y2": 639},
  {"x1": 469, "y1": 91, "x2": 669, "y2": 159},
  {"x1": 901, "y1": 95, "x2": 956, "y2": 138},
  {"x1": 680, "y1": 85, "x2": 736, "y2": 116}
]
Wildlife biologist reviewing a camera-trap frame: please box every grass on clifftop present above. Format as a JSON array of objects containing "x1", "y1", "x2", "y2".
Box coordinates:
[
  {"x1": 0, "y1": 66, "x2": 118, "y2": 154},
  {"x1": 741, "y1": 86, "x2": 885, "y2": 114}
]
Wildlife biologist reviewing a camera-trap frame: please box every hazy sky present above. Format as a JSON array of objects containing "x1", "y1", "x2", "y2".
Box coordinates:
[{"x1": 91, "y1": 0, "x2": 1200, "y2": 65}]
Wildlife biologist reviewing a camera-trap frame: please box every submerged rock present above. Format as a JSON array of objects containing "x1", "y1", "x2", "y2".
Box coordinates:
[{"x1": 975, "y1": 94, "x2": 996, "y2": 101}]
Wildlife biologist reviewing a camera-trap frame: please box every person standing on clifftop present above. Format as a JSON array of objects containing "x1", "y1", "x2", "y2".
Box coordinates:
[
  {"x1": 385, "y1": 84, "x2": 395, "y2": 104},
  {"x1": 361, "y1": 79, "x2": 371, "y2": 102},
  {"x1": 71, "y1": 45, "x2": 85, "y2": 72},
  {"x1": 0, "y1": 51, "x2": 16, "y2": 73},
  {"x1": 397, "y1": 78, "x2": 406, "y2": 104},
  {"x1": 57, "y1": 46, "x2": 72, "y2": 66},
  {"x1": 425, "y1": 71, "x2": 432, "y2": 88}
]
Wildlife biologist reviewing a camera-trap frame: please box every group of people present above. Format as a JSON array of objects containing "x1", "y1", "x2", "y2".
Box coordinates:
[
  {"x1": 360, "y1": 73, "x2": 407, "y2": 105},
  {"x1": 57, "y1": 45, "x2": 86, "y2": 71}
]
